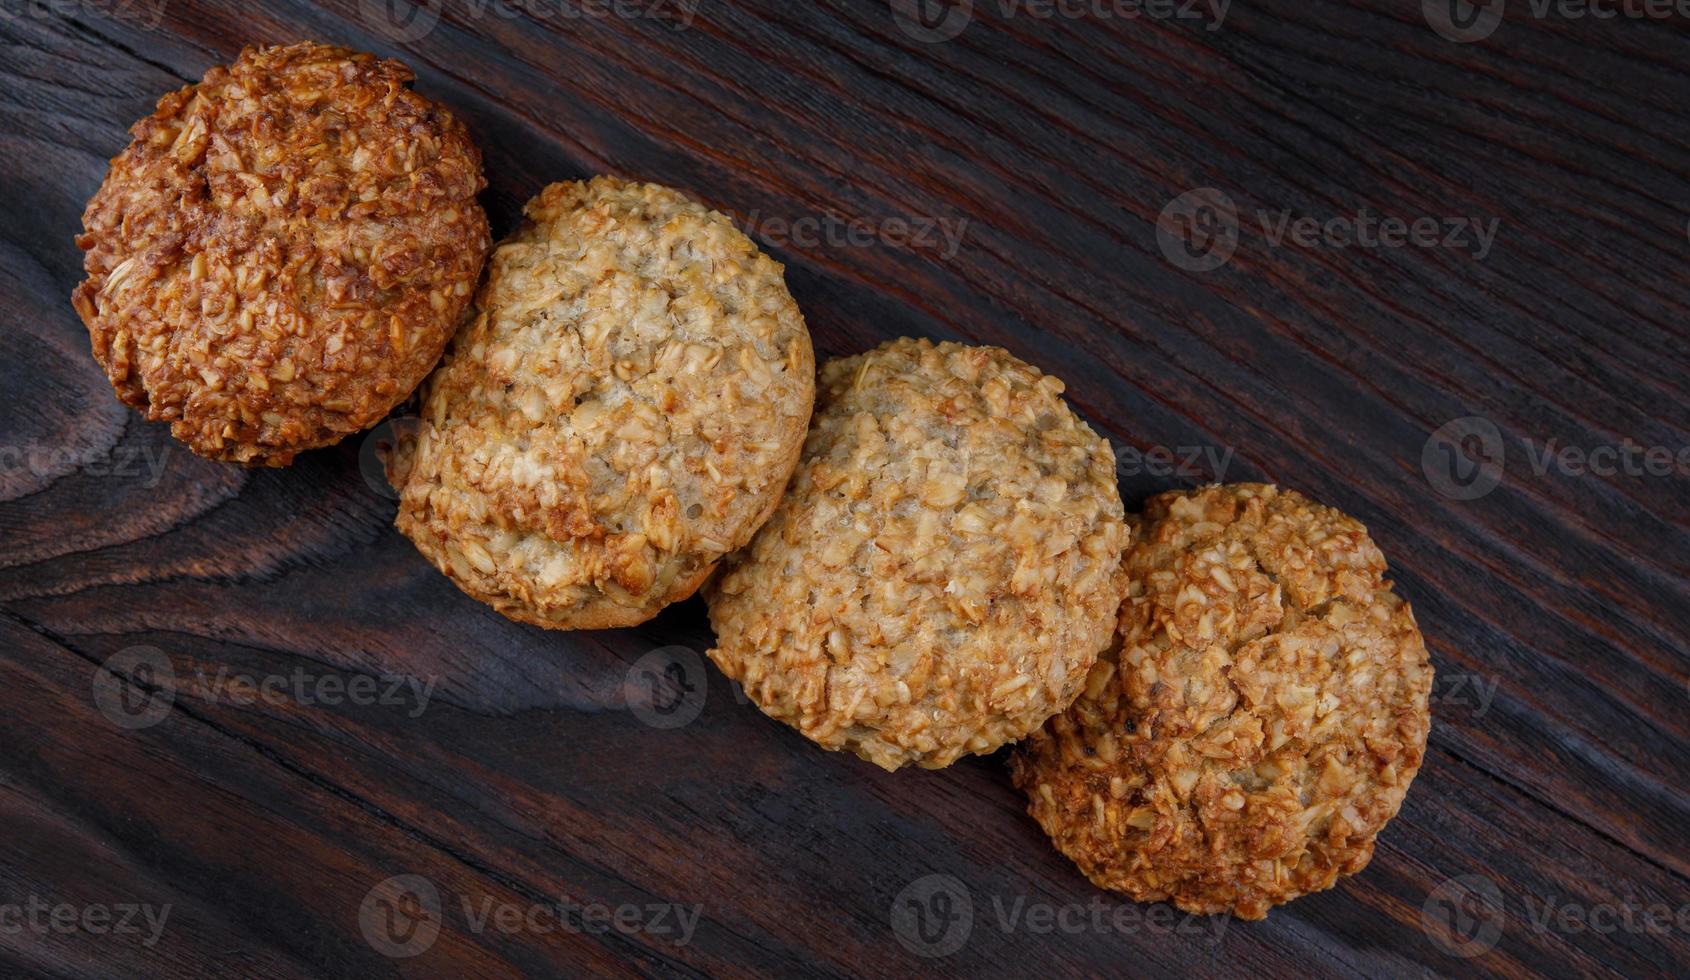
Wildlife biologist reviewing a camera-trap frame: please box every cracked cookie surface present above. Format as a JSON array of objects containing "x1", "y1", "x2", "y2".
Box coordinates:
[
  {"x1": 1011, "y1": 483, "x2": 1433, "y2": 919},
  {"x1": 706, "y1": 338, "x2": 1128, "y2": 770},
  {"x1": 394, "y1": 177, "x2": 814, "y2": 630},
  {"x1": 73, "y1": 41, "x2": 489, "y2": 465}
]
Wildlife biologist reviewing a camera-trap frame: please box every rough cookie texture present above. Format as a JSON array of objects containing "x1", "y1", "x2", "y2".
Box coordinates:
[
  {"x1": 72, "y1": 41, "x2": 489, "y2": 465},
  {"x1": 394, "y1": 177, "x2": 815, "y2": 630},
  {"x1": 705, "y1": 338, "x2": 1129, "y2": 771},
  {"x1": 1011, "y1": 483, "x2": 1433, "y2": 919}
]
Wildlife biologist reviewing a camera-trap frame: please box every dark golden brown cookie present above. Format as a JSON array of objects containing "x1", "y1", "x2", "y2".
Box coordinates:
[
  {"x1": 1011, "y1": 483, "x2": 1433, "y2": 919},
  {"x1": 73, "y1": 41, "x2": 489, "y2": 465}
]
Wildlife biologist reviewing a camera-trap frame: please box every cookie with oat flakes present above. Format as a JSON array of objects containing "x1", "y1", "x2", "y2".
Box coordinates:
[
  {"x1": 705, "y1": 338, "x2": 1129, "y2": 770},
  {"x1": 1011, "y1": 483, "x2": 1433, "y2": 919},
  {"x1": 72, "y1": 41, "x2": 489, "y2": 465},
  {"x1": 392, "y1": 177, "x2": 815, "y2": 630}
]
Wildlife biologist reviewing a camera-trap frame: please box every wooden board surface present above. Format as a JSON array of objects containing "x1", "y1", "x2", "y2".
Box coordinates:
[{"x1": 2, "y1": 1, "x2": 1687, "y2": 976}]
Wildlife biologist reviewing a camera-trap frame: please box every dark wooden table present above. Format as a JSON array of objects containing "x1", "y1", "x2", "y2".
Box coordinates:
[{"x1": 3, "y1": 1, "x2": 1687, "y2": 976}]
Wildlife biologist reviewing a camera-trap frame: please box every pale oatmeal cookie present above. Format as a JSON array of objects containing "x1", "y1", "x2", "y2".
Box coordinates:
[
  {"x1": 72, "y1": 41, "x2": 489, "y2": 465},
  {"x1": 1011, "y1": 483, "x2": 1433, "y2": 919},
  {"x1": 705, "y1": 338, "x2": 1129, "y2": 771},
  {"x1": 393, "y1": 177, "x2": 815, "y2": 630}
]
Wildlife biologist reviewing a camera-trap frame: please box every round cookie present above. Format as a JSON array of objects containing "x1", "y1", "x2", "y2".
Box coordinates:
[
  {"x1": 393, "y1": 177, "x2": 815, "y2": 630},
  {"x1": 705, "y1": 338, "x2": 1129, "y2": 771},
  {"x1": 1011, "y1": 483, "x2": 1433, "y2": 919},
  {"x1": 72, "y1": 42, "x2": 490, "y2": 466}
]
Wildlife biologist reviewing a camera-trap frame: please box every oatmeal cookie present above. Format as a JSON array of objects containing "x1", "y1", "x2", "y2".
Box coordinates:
[
  {"x1": 705, "y1": 338, "x2": 1129, "y2": 770},
  {"x1": 393, "y1": 177, "x2": 814, "y2": 630},
  {"x1": 71, "y1": 41, "x2": 489, "y2": 466},
  {"x1": 1011, "y1": 484, "x2": 1433, "y2": 919}
]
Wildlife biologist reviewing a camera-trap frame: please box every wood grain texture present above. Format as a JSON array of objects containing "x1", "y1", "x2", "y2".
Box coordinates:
[{"x1": 2, "y1": 1, "x2": 1687, "y2": 976}]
